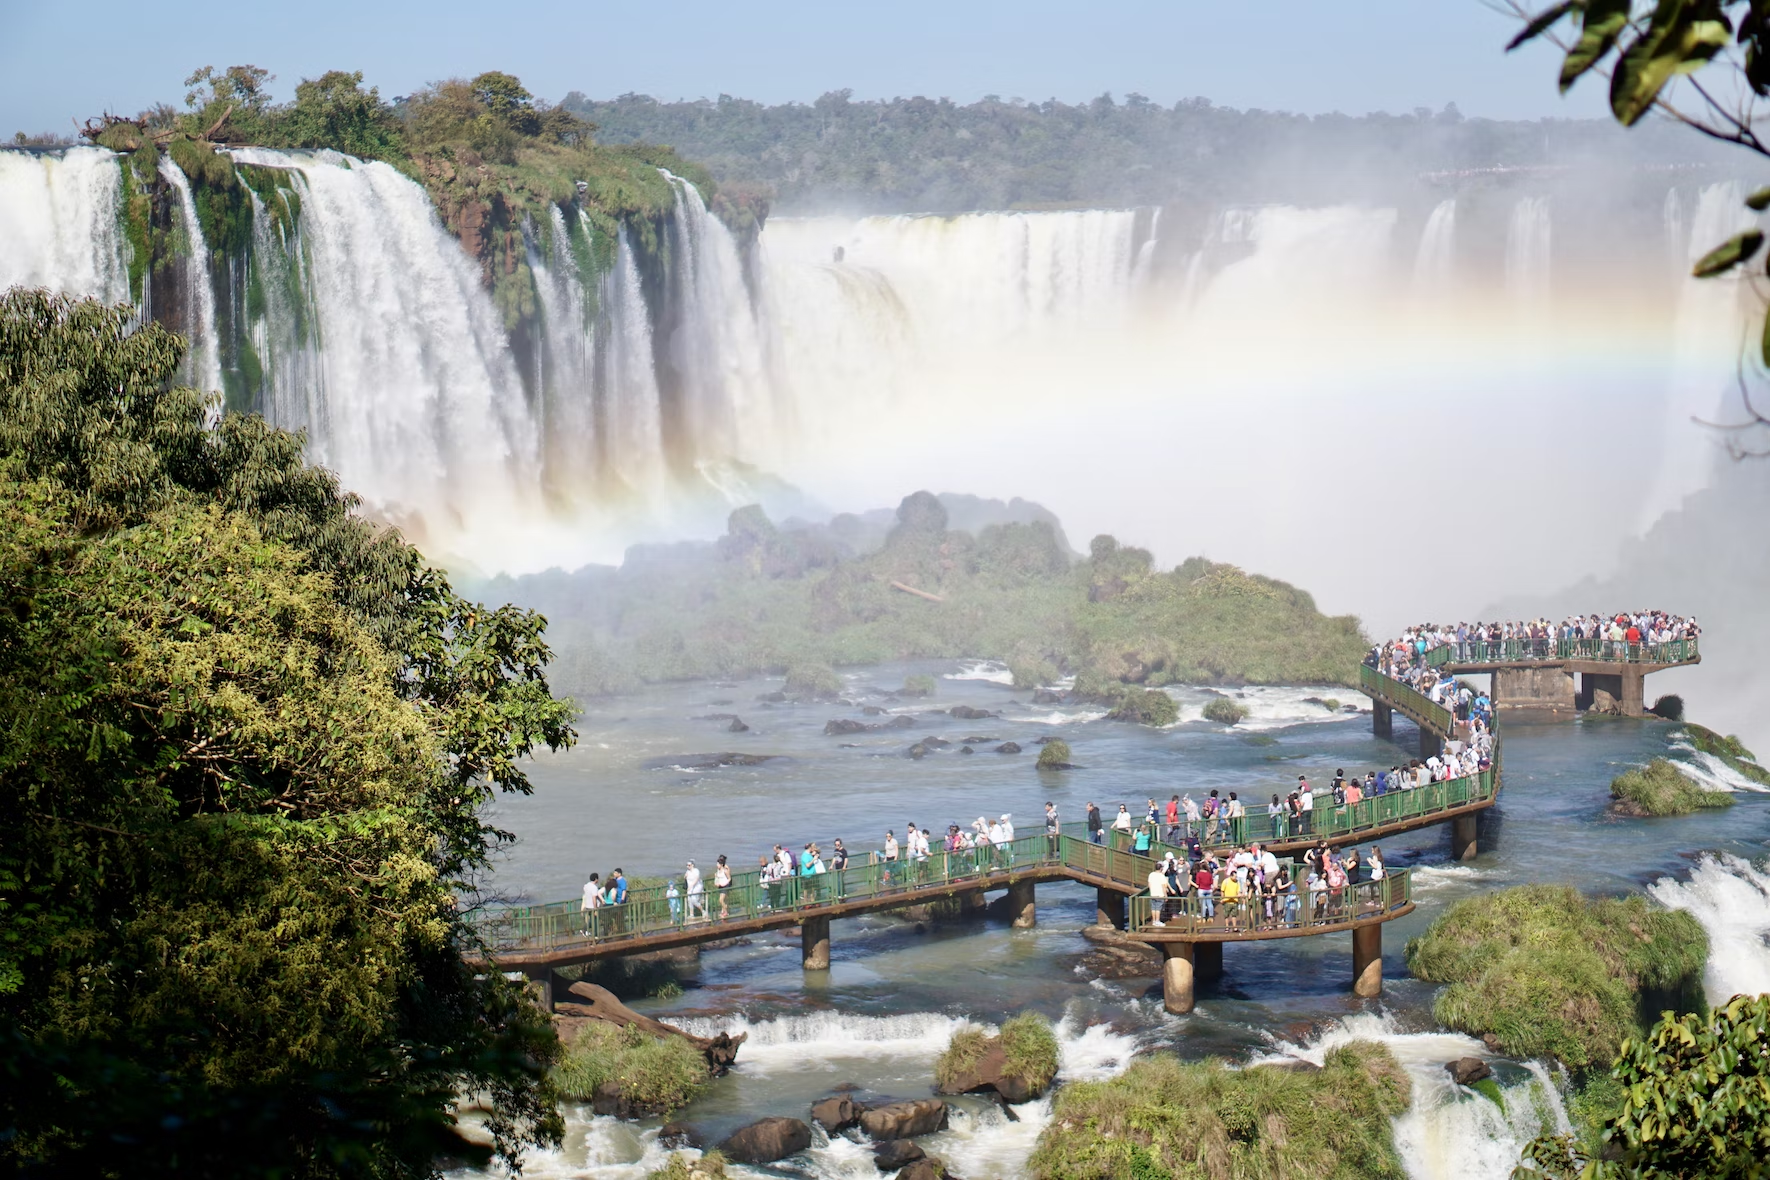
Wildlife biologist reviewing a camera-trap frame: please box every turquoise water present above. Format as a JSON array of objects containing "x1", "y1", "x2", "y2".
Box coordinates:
[{"x1": 466, "y1": 659, "x2": 1770, "y2": 1179}]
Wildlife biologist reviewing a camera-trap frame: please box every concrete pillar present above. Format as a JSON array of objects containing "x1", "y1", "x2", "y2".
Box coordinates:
[
  {"x1": 1352, "y1": 924, "x2": 1382, "y2": 998},
  {"x1": 1161, "y1": 942, "x2": 1196, "y2": 1015},
  {"x1": 963, "y1": 889, "x2": 988, "y2": 914},
  {"x1": 523, "y1": 969, "x2": 554, "y2": 1012},
  {"x1": 1372, "y1": 700, "x2": 1392, "y2": 738},
  {"x1": 802, "y1": 915, "x2": 831, "y2": 971},
  {"x1": 1493, "y1": 665, "x2": 1576, "y2": 711},
  {"x1": 1621, "y1": 668, "x2": 1645, "y2": 718},
  {"x1": 1008, "y1": 880, "x2": 1036, "y2": 928},
  {"x1": 1195, "y1": 940, "x2": 1223, "y2": 982},
  {"x1": 1096, "y1": 888, "x2": 1126, "y2": 930},
  {"x1": 1451, "y1": 814, "x2": 1478, "y2": 861}
]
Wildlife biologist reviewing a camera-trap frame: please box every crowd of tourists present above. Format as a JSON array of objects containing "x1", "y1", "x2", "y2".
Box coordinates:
[
  {"x1": 1143, "y1": 838, "x2": 1392, "y2": 931},
  {"x1": 1373, "y1": 611, "x2": 1699, "y2": 669}
]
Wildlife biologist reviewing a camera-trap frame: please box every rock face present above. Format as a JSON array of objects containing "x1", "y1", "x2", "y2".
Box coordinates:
[
  {"x1": 718, "y1": 1116, "x2": 812, "y2": 1164},
  {"x1": 810, "y1": 1094, "x2": 861, "y2": 1133},
  {"x1": 557, "y1": 981, "x2": 745, "y2": 1075},
  {"x1": 873, "y1": 1138, "x2": 926, "y2": 1170},
  {"x1": 1447, "y1": 1057, "x2": 1493, "y2": 1086},
  {"x1": 859, "y1": 1099, "x2": 949, "y2": 1140}
]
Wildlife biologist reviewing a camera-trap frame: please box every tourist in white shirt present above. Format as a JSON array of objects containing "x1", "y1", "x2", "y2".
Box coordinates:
[{"x1": 684, "y1": 860, "x2": 707, "y2": 922}]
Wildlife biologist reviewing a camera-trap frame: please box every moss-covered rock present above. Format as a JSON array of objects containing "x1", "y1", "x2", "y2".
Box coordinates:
[
  {"x1": 1203, "y1": 697, "x2": 1249, "y2": 726},
  {"x1": 900, "y1": 673, "x2": 938, "y2": 697},
  {"x1": 783, "y1": 662, "x2": 841, "y2": 700},
  {"x1": 1611, "y1": 758, "x2": 1735, "y2": 816},
  {"x1": 1037, "y1": 740, "x2": 1074, "y2": 770},
  {"x1": 934, "y1": 1014, "x2": 1060, "y2": 1104},
  {"x1": 646, "y1": 1150, "x2": 728, "y2": 1180},
  {"x1": 552, "y1": 1022, "x2": 710, "y2": 1117},
  {"x1": 1029, "y1": 1042, "x2": 1411, "y2": 1180},
  {"x1": 1106, "y1": 686, "x2": 1179, "y2": 726},
  {"x1": 1405, "y1": 885, "x2": 1708, "y2": 1071}
]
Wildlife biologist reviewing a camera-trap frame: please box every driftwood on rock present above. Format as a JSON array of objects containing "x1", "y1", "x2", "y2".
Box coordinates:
[
  {"x1": 555, "y1": 980, "x2": 745, "y2": 1075},
  {"x1": 889, "y1": 580, "x2": 945, "y2": 603}
]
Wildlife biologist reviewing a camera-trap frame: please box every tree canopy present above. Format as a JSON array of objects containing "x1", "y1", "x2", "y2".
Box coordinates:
[{"x1": 0, "y1": 289, "x2": 577, "y2": 1178}]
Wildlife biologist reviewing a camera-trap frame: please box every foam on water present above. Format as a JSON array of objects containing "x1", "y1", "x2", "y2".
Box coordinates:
[
  {"x1": 1648, "y1": 853, "x2": 1770, "y2": 1003},
  {"x1": 1257, "y1": 1011, "x2": 1569, "y2": 1180},
  {"x1": 1177, "y1": 684, "x2": 1365, "y2": 731},
  {"x1": 1665, "y1": 744, "x2": 1770, "y2": 794},
  {"x1": 1410, "y1": 864, "x2": 1512, "y2": 893},
  {"x1": 944, "y1": 659, "x2": 1015, "y2": 685},
  {"x1": 670, "y1": 1010, "x2": 970, "y2": 1074}
]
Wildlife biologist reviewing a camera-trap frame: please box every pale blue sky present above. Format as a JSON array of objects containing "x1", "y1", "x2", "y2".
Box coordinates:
[{"x1": 3, "y1": 0, "x2": 1602, "y2": 136}]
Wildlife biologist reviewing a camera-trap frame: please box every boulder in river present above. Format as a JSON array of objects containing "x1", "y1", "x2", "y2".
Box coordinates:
[
  {"x1": 950, "y1": 705, "x2": 996, "y2": 719},
  {"x1": 1447, "y1": 1057, "x2": 1493, "y2": 1086},
  {"x1": 718, "y1": 1116, "x2": 812, "y2": 1164},
  {"x1": 898, "y1": 1158, "x2": 956, "y2": 1180},
  {"x1": 658, "y1": 1122, "x2": 701, "y2": 1149},
  {"x1": 640, "y1": 752, "x2": 783, "y2": 771},
  {"x1": 557, "y1": 981, "x2": 745, "y2": 1075},
  {"x1": 885, "y1": 714, "x2": 917, "y2": 729},
  {"x1": 810, "y1": 1094, "x2": 861, "y2": 1133},
  {"x1": 996, "y1": 742, "x2": 1022, "y2": 754},
  {"x1": 873, "y1": 1139, "x2": 926, "y2": 1170},
  {"x1": 727, "y1": 717, "x2": 749, "y2": 733},
  {"x1": 959, "y1": 746, "x2": 974, "y2": 755},
  {"x1": 859, "y1": 1099, "x2": 949, "y2": 1139},
  {"x1": 825, "y1": 718, "x2": 870, "y2": 736},
  {"x1": 907, "y1": 743, "x2": 929, "y2": 759},
  {"x1": 1031, "y1": 689, "x2": 1063, "y2": 705}
]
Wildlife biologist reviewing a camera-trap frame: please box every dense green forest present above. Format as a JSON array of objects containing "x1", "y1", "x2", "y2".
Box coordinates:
[
  {"x1": 565, "y1": 89, "x2": 1725, "y2": 212},
  {"x1": 481, "y1": 492, "x2": 1369, "y2": 701},
  {"x1": 0, "y1": 290, "x2": 576, "y2": 1177}
]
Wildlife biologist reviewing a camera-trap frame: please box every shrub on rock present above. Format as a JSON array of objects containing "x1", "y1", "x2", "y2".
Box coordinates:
[
  {"x1": 937, "y1": 1015, "x2": 1060, "y2": 1103},
  {"x1": 1203, "y1": 697, "x2": 1249, "y2": 725},
  {"x1": 1106, "y1": 687, "x2": 1178, "y2": 726},
  {"x1": 1610, "y1": 758, "x2": 1735, "y2": 816},
  {"x1": 552, "y1": 1023, "x2": 709, "y2": 1117},
  {"x1": 901, "y1": 673, "x2": 939, "y2": 697},
  {"x1": 1036, "y1": 740, "x2": 1072, "y2": 770},
  {"x1": 784, "y1": 662, "x2": 842, "y2": 700}
]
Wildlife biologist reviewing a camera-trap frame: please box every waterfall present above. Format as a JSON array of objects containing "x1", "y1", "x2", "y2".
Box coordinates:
[
  {"x1": 225, "y1": 147, "x2": 541, "y2": 565},
  {"x1": 526, "y1": 205, "x2": 599, "y2": 505},
  {"x1": 157, "y1": 157, "x2": 224, "y2": 398},
  {"x1": 604, "y1": 226, "x2": 667, "y2": 500},
  {"x1": 1413, "y1": 199, "x2": 1457, "y2": 294},
  {"x1": 0, "y1": 147, "x2": 129, "y2": 303},
  {"x1": 1504, "y1": 196, "x2": 1551, "y2": 311},
  {"x1": 1648, "y1": 853, "x2": 1770, "y2": 1004}
]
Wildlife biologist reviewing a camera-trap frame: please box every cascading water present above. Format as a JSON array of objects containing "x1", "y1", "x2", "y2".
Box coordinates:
[
  {"x1": 1648, "y1": 853, "x2": 1770, "y2": 1004},
  {"x1": 0, "y1": 147, "x2": 129, "y2": 302},
  {"x1": 1413, "y1": 199, "x2": 1457, "y2": 294},
  {"x1": 1504, "y1": 195, "x2": 1552, "y2": 313},
  {"x1": 157, "y1": 156, "x2": 224, "y2": 397}
]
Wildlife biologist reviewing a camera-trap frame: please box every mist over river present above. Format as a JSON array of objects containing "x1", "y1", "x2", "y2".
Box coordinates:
[{"x1": 456, "y1": 660, "x2": 1770, "y2": 1180}]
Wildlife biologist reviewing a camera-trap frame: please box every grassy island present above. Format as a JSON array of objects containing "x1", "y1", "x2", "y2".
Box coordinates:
[
  {"x1": 1611, "y1": 758, "x2": 1736, "y2": 816},
  {"x1": 496, "y1": 493, "x2": 1368, "y2": 698},
  {"x1": 1028, "y1": 1042, "x2": 1411, "y2": 1180},
  {"x1": 552, "y1": 1023, "x2": 709, "y2": 1116},
  {"x1": 1405, "y1": 885, "x2": 1707, "y2": 1071},
  {"x1": 935, "y1": 1014, "x2": 1060, "y2": 1102}
]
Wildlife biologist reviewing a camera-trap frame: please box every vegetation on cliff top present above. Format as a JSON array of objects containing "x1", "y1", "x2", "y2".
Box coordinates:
[
  {"x1": 1405, "y1": 885, "x2": 1707, "y2": 1072},
  {"x1": 0, "y1": 290, "x2": 576, "y2": 1176},
  {"x1": 1610, "y1": 758, "x2": 1736, "y2": 817},
  {"x1": 1028, "y1": 1041, "x2": 1411, "y2": 1180},
  {"x1": 498, "y1": 493, "x2": 1368, "y2": 698}
]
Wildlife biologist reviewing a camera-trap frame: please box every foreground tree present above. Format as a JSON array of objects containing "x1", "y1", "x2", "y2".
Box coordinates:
[{"x1": 0, "y1": 290, "x2": 576, "y2": 1177}]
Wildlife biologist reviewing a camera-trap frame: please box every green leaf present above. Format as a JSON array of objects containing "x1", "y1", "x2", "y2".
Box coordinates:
[
  {"x1": 1509, "y1": 1, "x2": 1578, "y2": 51},
  {"x1": 1746, "y1": 185, "x2": 1770, "y2": 211},
  {"x1": 1759, "y1": 305, "x2": 1770, "y2": 369},
  {"x1": 1561, "y1": 0, "x2": 1634, "y2": 92},
  {"x1": 1691, "y1": 229, "x2": 1763, "y2": 277},
  {"x1": 1610, "y1": 7, "x2": 1732, "y2": 125}
]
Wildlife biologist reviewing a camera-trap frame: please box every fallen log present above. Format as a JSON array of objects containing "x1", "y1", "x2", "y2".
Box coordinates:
[
  {"x1": 556, "y1": 980, "x2": 745, "y2": 1075},
  {"x1": 889, "y1": 580, "x2": 944, "y2": 603}
]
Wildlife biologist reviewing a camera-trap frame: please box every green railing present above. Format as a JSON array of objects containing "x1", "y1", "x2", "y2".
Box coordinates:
[
  {"x1": 487, "y1": 832, "x2": 1062, "y2": 951},
  {"x1": 1126, "y1": 868, "x2": 1413, "y2": 935},
  {"x1": 1359, "y1": 664, "x2": 1454, "y2": 735},
  {"x1": 1415, "y1": 637, "x2": 1698, "y2": 666},
  {"x1": 1071, "y1": 768, "x2": 1493, "y2": 857}
]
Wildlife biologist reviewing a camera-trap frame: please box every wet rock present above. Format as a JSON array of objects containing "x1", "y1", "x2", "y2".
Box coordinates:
[
  {"x1": 921, "y1": 736, "x2": 951, "y2": 749},
  {"x1": 961, "y1": 736, "x2": 996, "y2": 744},
  {"x1": 658, "y1": 1123, "x2": 701, "y2": 1149},
  {"x1": 898, "y1": 1158, "x2": 955, "y2": 1180},
  {"x1": 908, "y1": 743, "x2": 930, "y2": 759},
  {"x1": 825, "y1": 718, "x2": 870, "y2": 736},
  {"x1": 863, "y1": 705, "x2": 887, "y2": 716},
  {"x1": 1482, "y1": 1032, "x2": 1501, "y2": 1051},
  {"x1": 996, "y1": 742, "x2": 1022, "y2": 754},
  {"x1": 1076, "y1": 943, "x2": 1160, "y2": 980},
  {"x1": 810, "y1": 1094, "x2": 861, "y2": 1133},
  {"x1": 728, "y1": 717, "x2": 750, "y2": 733},
  {"x1": 885, "y1": 715, "x2": 917, "y2": 729},
  {"x1": 694, "y1": 713, "x2": 740, "y2": 721},
  {"x1": 873, "y1": 1139, "x2": 926, "y2": 1170},
  {"x1": 859, "y1": 1099, "x2": 948, "y2": 1140},
  {"x1": 934, "y1": 1040, "x2": 1044, "y2": 1104},
  {"x1": 1032, "y1": 689, "x2": 1063, "y2": 705},
  {"x1": 1447, "y1": 1057, "x2": 1493, "y2": 1086},
  {"x1": 1590, "y1": 689, "x2": 1623, "y2": 716},
  {"x1": 960, "y1": 746, "x2": 974, "y2": 755},
  {"x1": 950, "y1": 705, "x2": 996, "y2": 720},
  {"x1": 718, "y1": 1116, "x2": 812, "y2": 1164},
  {"x1": 641, "y1": 752, "x2": 782, "y2": 770},
  {"x1": 760, "y1": 691, "x2": 788, "y2": 702}
]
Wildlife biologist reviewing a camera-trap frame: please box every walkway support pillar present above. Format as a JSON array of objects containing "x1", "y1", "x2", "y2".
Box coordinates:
[
  {"x1": 1008, "y1": 880, "x2": 1036, "y2": 928},
  {"x1": 1372, "y1": 701, "x2": 1392, "y2": 739},
  {"x1": 1096, "y1": 888, "x2": 1125, "y2": 930},
  {"x1": 1621, "y1": 667, "x2": 1646, "y2": 718},
  {"x1": 963, "y1": 889, "x2": 988, "y2": 914},
  {"x1": 1419, "y1": 727, "x2": 1442, "y2": 760},
  {"x1": 802, "y1": 915, "x2": 831, "y2": 971},
  {"x1": 1451, "y1": 814, "x2": 1478, "y2": 861},
  {"x1": 1161, "y1": 942, "x2": 1196, "y2": 1015},
  {"x1": 1352, "y1": 924, "x2": 1382, "y2": 998},
  {"x1": 522, "y1": 969, "x2": 555, "y2": 1012},
  {"x1": 1195, "y1": 940, "x2": 1223, "y2": 982}
]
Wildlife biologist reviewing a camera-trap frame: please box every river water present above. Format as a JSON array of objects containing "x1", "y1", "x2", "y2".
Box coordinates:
[{"x1": 461, "y1": 659, "x2": 1770, "y2": 1179}]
